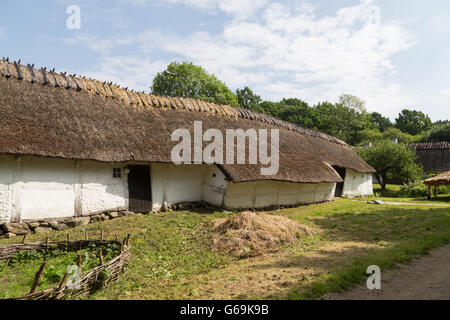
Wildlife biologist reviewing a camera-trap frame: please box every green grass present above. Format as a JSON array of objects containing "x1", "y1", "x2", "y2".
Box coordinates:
[
  {"x1": 1, "y1": 200, "x2": 450, "y2": 300},
  {"x1": 361, "y1": 184, "x2": 450, "y2": 204},
  {"x1": 0, "y1": 242, "x2": 120, "y2": 299},
  {"x1": 278, "y1": 199, "x2": 450, "y2": 299}
]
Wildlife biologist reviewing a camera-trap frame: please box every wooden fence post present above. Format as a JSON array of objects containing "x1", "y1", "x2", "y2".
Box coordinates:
[
  {"x1": 30, "y1": 261, "x2": 47, "y2": 294},
  {"x1": 77, "y1": 254, "x2": 82, "y2": 278},
  {"x1": 57, "y1": 269, "x2": 70, "y2": 291},
  {"x1": 99, "y1": 249, "x2": 104, "y2": 266}
]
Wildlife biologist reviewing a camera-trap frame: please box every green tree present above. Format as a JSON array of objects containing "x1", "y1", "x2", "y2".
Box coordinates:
[
  {"x1": 236, "y1": 87, "x2": 262, "y2": 109},
  {"x1": 277, "y1": 98, "x2": 314, "y2": 128},
  {"x1": 335, "y1": 95, "x2": 374, "y2": 145},
  {"x1": 151, "y1": 62, "x2": 238, "y2": 106},
  {"x1": 358, "y1": 128, "x2": 384, "y2": 146},
  {"x1": 313, "y1": 101, "x2": 345, "y2": 139},
  {"x1": 395, "y1": 109, "x2": 432, "y2": 135},
  {"x1": 371, "y1": 112, "x2": 393, "y2": 132},
  {"x1": 257, "y1": 100, "x2": 280, "y2": 117},
  {"x1": 422, "y1": 123, "x2": 450, "y2": 143},
  {"x1": 357, "y1": 141, "x2": 423, "y2": 190},
  {"x1": 381, "y1": 127, "x2": 416, "y2": 145},
  {"x1": 433, "y1": 120, "x2": 449, "y2": 126}
]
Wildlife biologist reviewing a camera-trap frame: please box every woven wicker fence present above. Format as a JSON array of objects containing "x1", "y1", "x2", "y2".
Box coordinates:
[{"x1": 0, "y1": 235, "x2": 131, "y2": 300}]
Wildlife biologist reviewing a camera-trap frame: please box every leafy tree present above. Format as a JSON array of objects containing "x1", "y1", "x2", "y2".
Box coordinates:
[
  {"x1": 257, "y1": 100, "x2": 281, "y2": 117},
  {"x1": 236, "y1": 87, "x2": 262, "y2": 109},
  {"x1": 395, "y1": 109, "x2": 432, "y2": 135},
  {"x1": 277, "y1": 98, "x2": 315, "y2": 128},
  {"x1": 433, "y1": 120, "x2": 449, "y2": 126},
  {"x1": 151, "y1": 62, "x2": 238, "y2": 106},
  {"x1": 313, "y1": 101, "x2": 346, "y2": 139},
  {"x1": 357, "y1": 141, "x2": 423, "y2": 190},
  {"x1": 370, "y1": 112, "x2": 393, "y2": 132},
  {"x1": 339, "y1": 94, "x2": 367, "y2": 113},
  {"x1": 421, "y1": 123, "x2": 450, "y2": 143},
  {"x1": 358, "y1": 127, "x2": 422, "y2": 146},
  {"x1": 334, "y1": 95, "x2": 374, "y2": 145},
  {"x1": 358, "y1": 128, "x2": 384, "y2": 145},
  {"x1": 381, "y1": 127, "x2": 416, "y2": 145}
]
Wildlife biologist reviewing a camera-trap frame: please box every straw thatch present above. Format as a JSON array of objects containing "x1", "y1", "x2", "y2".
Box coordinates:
[
  {"x1": 423, "y1": 171, "x2": 450, "y2": 186},
  {"x1": 211, "y1": 211, "x2": 314, "y2": 258},
  {"x1": 0, "y1": 59, "x2": 374, "y2": 183},
  {"x1": 410, "y1": 142, "x2": 450, "y2": 173}
]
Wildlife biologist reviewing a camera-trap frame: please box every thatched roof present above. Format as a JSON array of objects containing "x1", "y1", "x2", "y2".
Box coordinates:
[
  {"x1": 410, "y1": 142, "x2": 450, "y2": 150},
  {"x1": 0, "y1": 59, "x2": 375, "y2": 183},
  {"x1": 423, "y1": 171, "x2": 450, "y2": 186}
]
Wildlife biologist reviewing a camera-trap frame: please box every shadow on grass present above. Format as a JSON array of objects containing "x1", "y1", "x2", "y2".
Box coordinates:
[{"x1": 251, "y1": 206, "x2": 450, "y2": 299}]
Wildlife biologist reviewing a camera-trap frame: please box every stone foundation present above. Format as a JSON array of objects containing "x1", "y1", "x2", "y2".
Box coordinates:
[
  {"x1": 0, "y1": 199, "x2": 333, "y2": 239},
  {"x1": 0, "y1": 210, "x2": 137, "y2": 239}
]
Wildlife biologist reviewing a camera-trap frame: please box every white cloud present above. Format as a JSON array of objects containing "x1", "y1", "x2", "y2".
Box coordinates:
[
  {"x1": 132, "y1": 1, "x2": 416, "y2": 117},
  {"x1": 62, "y1": 33, "x2": 135, "y2": 53},
  {"x1": 82, "y1": 55, "x2": 167, "y2": 92},
  {"x1": 73, "y1": 0, "x2": 418, "y2": 119},
  {"x1": 121, "y1": 0, "x2": 268, "y2": 18}
]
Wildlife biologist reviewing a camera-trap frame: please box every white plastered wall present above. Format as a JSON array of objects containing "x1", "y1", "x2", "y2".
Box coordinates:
[
  {"x1": 78, "y1": 161, "x2": 128, "y2": 216},
  {"x1": 0, "y1": 156, "x2": 128, "y2": 223},
  {"x1": 342, "y1": 169, "x2": 373, "y2": 198},
  {"x1": 150, "y1": 163, "x2": 228, "y2": 211},
  {"x1": 0, "y1": 155, "x2": 14, "y2": 224},
  {"x1": 224, "y1": 180, "x2": 336, "y2": 209},
  {"x1": 202, "y1": 165, "x2": 228, "y2": 207}
]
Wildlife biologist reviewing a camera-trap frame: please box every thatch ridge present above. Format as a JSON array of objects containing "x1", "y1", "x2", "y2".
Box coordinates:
[
  {"x1": 0, "y1": 59, "x2": 346, "y2": 146},
  {"x1": 410, "y1": 142, "x2": 450, "y2": 150},
  {"x1": 0, "y1": 58, "x2": 375, "y2": 183}
]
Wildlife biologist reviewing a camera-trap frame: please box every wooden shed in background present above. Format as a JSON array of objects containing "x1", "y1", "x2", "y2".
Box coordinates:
[{"x1": 410, "y1": 142, "x2": 450, "y2": 174}]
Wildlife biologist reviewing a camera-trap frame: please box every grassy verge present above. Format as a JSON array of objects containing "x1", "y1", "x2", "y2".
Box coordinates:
[
  {"x1": 1, "y1": 199, "x2": 449, "y2": 300},
  {"x1": 360, "y1": 184, "x2": 450, "y2": 204},
  {"x1": 281, "y1": 199, "x2": 450, "y2": 299},
  {"x1": 0, "y1": 242, "x2": 120, "y2": 298}
]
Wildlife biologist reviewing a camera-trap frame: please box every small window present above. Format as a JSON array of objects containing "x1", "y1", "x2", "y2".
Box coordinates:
[{"x1": 113, "y1": 168, "x2": 122, "y2": 178}]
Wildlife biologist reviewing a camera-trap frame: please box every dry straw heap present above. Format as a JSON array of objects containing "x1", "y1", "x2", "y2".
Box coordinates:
[
  {"x1": 0, "y1": 235, "x2": 131, "y2": 300},
  {"x1": 212, "y1": 211, "x2": 314, "y2": 258},
  {"x1": 0, "y1": 58, "x2": 374, "y2": 184}
]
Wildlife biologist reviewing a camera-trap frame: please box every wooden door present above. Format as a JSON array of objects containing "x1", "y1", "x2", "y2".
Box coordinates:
[
  {"x1": 128, "y1": 165, "x2": 152, "y2": 212},
  {"x1": 333, "y1": 166, "x2": 347, "y2": 197}
]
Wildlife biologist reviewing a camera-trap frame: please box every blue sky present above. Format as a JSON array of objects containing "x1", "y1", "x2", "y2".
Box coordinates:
[{"x1": 0, "y1": 0, "x2": 449, "y2": 121}]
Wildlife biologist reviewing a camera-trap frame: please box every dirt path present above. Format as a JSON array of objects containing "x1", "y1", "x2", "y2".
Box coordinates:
[
  {"x1": 323, "y1": 244, "x2": 450, "y2": 300},
  {"x1": 354, "y1": 200, "x2": 450, "y2": 207},
  {"x1": 380, "y1": 202, "x2": 450, "y2": 207}
]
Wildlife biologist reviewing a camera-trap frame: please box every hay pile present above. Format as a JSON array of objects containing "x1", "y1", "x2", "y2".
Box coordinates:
[{"x1": 212, "y1": 211, "x2": 313, "y2": 258}]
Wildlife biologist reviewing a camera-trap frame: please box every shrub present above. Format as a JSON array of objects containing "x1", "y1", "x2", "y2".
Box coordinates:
[
  {"x1": 399, "y1": 182, "x2": 428, "y2": 198},
  {"x1": 438, "y1": 185, "x2": 450, "y2": 194}
]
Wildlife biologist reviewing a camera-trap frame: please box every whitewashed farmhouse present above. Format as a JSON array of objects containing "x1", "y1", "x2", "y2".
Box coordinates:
[{"x1": 0, "y1": 60, "x2": 374, "y2": 224}]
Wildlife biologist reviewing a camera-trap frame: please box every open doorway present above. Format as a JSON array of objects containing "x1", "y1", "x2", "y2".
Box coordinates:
[
  {"x1": 127, "y1": 165, "x2": 152, "y2": 212},
  {"x1": 333, "y1": 166, "x2": 347, "y2": 197}
]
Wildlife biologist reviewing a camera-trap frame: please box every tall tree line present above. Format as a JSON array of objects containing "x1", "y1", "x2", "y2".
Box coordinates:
[{"x1": 152, "y1": 62, "x2": 449, "y2": 145}]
